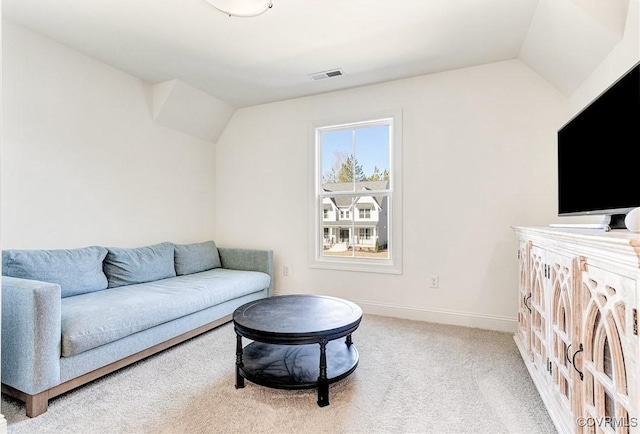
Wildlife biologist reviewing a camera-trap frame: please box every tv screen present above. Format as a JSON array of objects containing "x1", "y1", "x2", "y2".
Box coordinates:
[{"x1": 557, "y1": 61, "x2": 640, "y2": 220}]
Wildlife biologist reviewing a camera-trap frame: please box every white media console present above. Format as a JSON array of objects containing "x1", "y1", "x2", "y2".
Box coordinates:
[{"x1": 513, "y1": 226, "x2": 640, "y2": 433}]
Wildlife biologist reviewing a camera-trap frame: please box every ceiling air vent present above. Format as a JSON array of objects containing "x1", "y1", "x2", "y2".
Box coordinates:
[{"x1": 309, "y1": 68, "x2": 345, "y2": 81}]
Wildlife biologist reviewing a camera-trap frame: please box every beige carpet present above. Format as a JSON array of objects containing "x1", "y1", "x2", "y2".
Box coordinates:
[{"x1": 2, "y1": 314, "x2": 557, "y2": 434}]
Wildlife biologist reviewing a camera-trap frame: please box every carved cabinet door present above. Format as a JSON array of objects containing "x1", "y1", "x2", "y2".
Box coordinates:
[
  {"x1": 547, "y1": 252, "x2": 578, "y2": 425},
  {"x1": 574, "y1": 261, "x2": 637, "y2": 434},
  {"x1": 518, "y1": 240, "x2": 532, "y2": 360},
  {"x1": 530, "y1": 245, "x2": 551, "y2": 381}
]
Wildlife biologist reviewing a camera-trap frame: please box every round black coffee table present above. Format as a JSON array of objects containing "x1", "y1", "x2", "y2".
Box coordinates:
[{"x1": 233, "y1": 294, "x2": 362, "y2": 407}]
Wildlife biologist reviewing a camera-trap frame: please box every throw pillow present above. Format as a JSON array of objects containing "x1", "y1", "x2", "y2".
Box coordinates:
[
  {"x1": 103, "y1": 242, "x2": 176, "y2": 288},
  {"x1": 174, "y1": 240, "x2": 222, "y2": 275},
  {"x1": 2, "y1": 246, "x2": 109, "y2": 298}
]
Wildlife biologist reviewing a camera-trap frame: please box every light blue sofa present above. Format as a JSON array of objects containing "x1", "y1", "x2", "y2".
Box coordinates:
[{"x1": 1, "y1": 240, "x2": 273, "y2": 417}]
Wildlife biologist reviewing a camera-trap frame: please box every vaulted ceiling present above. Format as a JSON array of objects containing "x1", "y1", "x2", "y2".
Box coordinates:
[{"x1": 2, "y1": 0, "x2": 631, "y2": 108}]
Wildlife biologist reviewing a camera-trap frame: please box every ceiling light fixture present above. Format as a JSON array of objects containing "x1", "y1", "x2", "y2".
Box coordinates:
[{"x1": 205, "y1": 0, "x2": 273, "y2": 17}]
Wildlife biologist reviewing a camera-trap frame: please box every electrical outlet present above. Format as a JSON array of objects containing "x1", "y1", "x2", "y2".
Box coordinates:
[
  {"x1": 283, "y1": 265, "x2": 290, "y2": 276},
  {"x1": 430, "y1": 275, "x2": 439, "y2": 288}
]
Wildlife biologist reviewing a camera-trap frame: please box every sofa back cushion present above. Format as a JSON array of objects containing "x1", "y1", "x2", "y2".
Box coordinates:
[
  {"x1": 103, "y1": 242, "x2": 176, "y2": 288},
  {"x1": 174, "y1": 241, "x2": 222, "y2": 275},
  {"x1": 2, "y1": 246, "x2": 109, "y2": 297}
]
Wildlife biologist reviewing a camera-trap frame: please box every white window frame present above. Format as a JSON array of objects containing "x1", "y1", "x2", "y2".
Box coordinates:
[
  {"x1": 359, "y1": 227, "x2": 373, "y2": 240},
  {"x1": 308, "y1": 109, "x2": 403, "y2": 274},
  {"x1": 358, "y1": 208, "x2": 371, "y2": 219}
]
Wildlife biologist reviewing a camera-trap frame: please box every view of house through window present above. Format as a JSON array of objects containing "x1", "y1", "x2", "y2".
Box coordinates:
[{"x1": 316, "y1": 120, "x2": 392, "y2": 260}]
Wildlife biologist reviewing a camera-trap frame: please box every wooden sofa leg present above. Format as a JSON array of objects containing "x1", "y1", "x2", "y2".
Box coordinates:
[
  {"x1": 2, "y1": 384, "x2": 49, "y2": 418},
  {"x1": 25, "y1": 392, "x2": 49, "y2": 418}
]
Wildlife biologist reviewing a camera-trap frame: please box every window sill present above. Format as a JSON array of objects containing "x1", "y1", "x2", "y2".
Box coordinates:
[{"x1": 309, "y1": 257, "x2": 402, "y2": 274}]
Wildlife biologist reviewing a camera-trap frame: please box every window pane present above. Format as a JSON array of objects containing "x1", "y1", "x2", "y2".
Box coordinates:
[
  {"x1": 321, "y1": 194, "x2": 353, "y2": 257},
  {"x1": 320, "y1": 194, "x2": 389, "y2": 260},
  {"x1": 355, "y1": 208, "x2": 389, "y2": 259},
  {"x1": 321, "y1": 129, "x2": 354, "y2": 185},
  {"x1": 320, "y1": 124, "x2": 390, "y2": 190},
  {"x1": 354, "y1": 125, "x2": 390, "y2": 183}
]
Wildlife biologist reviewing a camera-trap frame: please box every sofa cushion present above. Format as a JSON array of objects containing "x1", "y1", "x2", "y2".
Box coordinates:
[
  {"x1": 61, "y1": 268, "x2": 271, "y2": 357},
  {"x1": 103, "y1": 242, "x2": 176, "y2": 288},
  {"x1": 174, "y1": 241, "x2": 221, "y2": 275},
  {"x1": 2, "y1": 246, "x2": 108, "y2": 298}
]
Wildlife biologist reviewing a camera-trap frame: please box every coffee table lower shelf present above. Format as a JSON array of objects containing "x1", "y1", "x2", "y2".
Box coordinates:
[{"x1": 236, "y1": 339, "x2": 359, "y2": 406}]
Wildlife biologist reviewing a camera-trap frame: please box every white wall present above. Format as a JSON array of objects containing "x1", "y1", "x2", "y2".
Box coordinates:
[
  {"x1": 1, "y1": 21, "x2": 217, "y2": 249},
  {"x1": 214, "y1": 60, "x2": 569, "y2": 332}
]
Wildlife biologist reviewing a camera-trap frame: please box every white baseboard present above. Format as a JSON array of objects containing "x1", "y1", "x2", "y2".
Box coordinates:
[
  {"x1": 355, "y1": 300, "x2": 517, "y2": 333},
  {"x1": 274, "y1": 291, "x2": 517, "y2": 333}
]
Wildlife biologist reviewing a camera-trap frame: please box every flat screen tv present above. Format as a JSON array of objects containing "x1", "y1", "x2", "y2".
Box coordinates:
[{"x1": 557, "y1": 60, "x2": 640, "y2": 229}]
